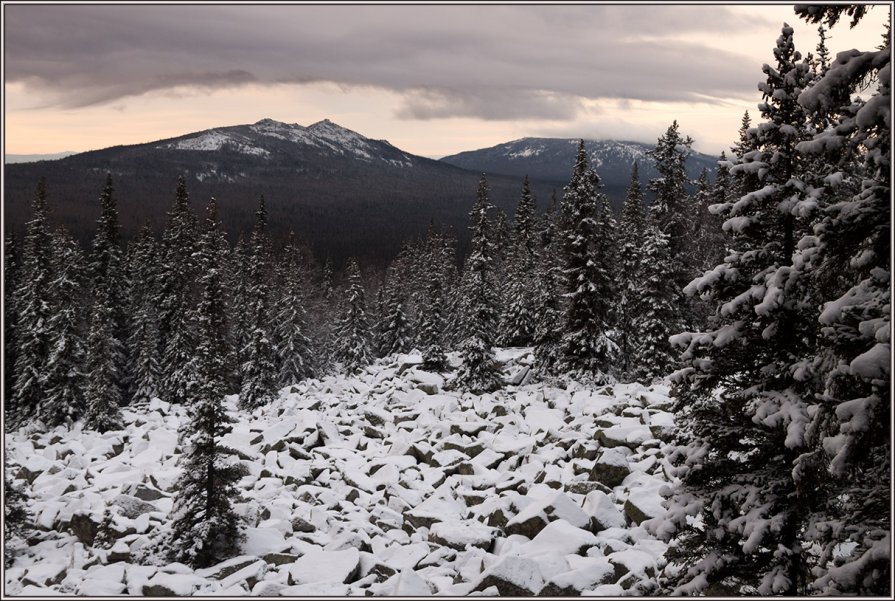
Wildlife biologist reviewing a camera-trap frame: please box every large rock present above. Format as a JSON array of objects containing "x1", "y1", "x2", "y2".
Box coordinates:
[
  {"x1": 582, "y1": 490, "x2": 626, "y2": 532},
  {"x1": 262, "y1": 553, "x2": 299, "y2": 566},
  {"x1": 68, "y1": 513, "x2": 100, "y2": 546},
  {"x1": 564, "y1": 481, "x2": 611, "y2": 496},
  {"x1": 291, "y1": 516, "x2": 315, "y2": 533},
  {"x1": 122, "y1": 483, "x2": 167, "y2": 502},
  {"x1": 198, "y1": 556, "x2": 258, "y2": 580},
  {"x1": 428, "y1": 519, "x2": 496, "y2": 551},
  {"x1": 539, "y1": 558, "x2": 616, "y2": 596},
  {"x1": 21, "y1": 563, "x2": 67, "y2": 587},
  {"x1": 590, "y1": 448, "x2": 632, "y2": 488},
  {"x1": 287, "y1": 548, "x2": 361, "y2": 586},
  {"x1": 111, "y1": 495, "x2": 157, "y2": 519},
  {"x1": 473, "y1": 556, "x2": 544, "y2": 596},
  {"x1": 595, "y1": 427, "x2": 652, "y2": 450},
  {"x1": 505, "y1": 492, "x2": 589, "y2": 539}
]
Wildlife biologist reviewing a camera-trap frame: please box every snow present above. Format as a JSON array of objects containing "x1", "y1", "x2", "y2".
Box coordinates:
[
  {"x1": 5, "y1": 350, "x2": 675, "y2": 595},
  {"x1": 288, "y1": 548, "x2": 360, "y2": 584},
  {"x1": 475, "y1": 555, "x2": 545, "y2": 594},
  {"x1": 430, "y1": 519, "x2": 496, "y2": 549},
  {"x1": 520, "y1": 518, "x2": 598, "y2": 556},
  {"x1": 162, "y1": 131, "x2": 271, "y2": 157},
  {"x1": 241, "y1": 527, "x2": 287, "y2": 556}
]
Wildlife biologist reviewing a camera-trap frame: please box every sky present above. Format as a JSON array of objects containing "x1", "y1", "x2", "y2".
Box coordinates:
[{"x1": 4, "y1": 2, "x2": 890, "y2": 158}]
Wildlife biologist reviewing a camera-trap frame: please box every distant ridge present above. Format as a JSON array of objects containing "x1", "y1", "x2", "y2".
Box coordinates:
[
  {"x1": 440, "y1": 137, "x2": 718, "y2": 199},
  {"x1": 3, "y1": 119, "x2": 551, "y2": 264}
]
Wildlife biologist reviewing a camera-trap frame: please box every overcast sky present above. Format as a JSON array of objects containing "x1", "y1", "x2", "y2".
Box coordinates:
[{"x1": 4, "y1": 3, "x2": 889, "y2": 158}]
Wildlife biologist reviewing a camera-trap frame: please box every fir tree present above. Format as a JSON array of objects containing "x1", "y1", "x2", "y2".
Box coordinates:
[
  {"x1": 372, "y1": 286, "x2": 388, "y2": 358},
  {"x1": 499, "y1": 176, "x2": 539, "y2": 346},
  {"x1": 420, "y1": 227, "x2": 451, "y2": 371},
  {"x1": 168, "y1": 197, "x2": 244, "y2": 568},
  {"x1": 4, "y1": 234, "x2": 20, "y2": 402},
  {"x1": 11, "y1": 179, "x2": 54, "y2": 424},
  {"x1": 272, "y1": 233, "x2": 315, "y2": 387},
  {"x1": 631, "y1": 226, "x2": 679, "y2": 383},
  {"x1": 730, "y1": 111, "x2": 762, "y2": 200},
  {"x1": 617, "y1": 163, "x2": 646, "y2": 377},
  {"x1": 791, "y1": 6, "x2": 891, "y2": 594},
  {"x1": 4, "y1": 472, "x2": 30, "y2": 568},
  {"x1": 661, "y1": 25, "x2": 820, "y2": 595},
  {"x1": 378, "y1": 289, "x2": 411, "y2": 357},
  {"x1": 558, "y1": 142, "x2": 616, "y2": 379},
  {"x1": 126, "y1": 225, "x2": 161, "y2": 405},
  {"x1": 454, "y1": 176, "x2": 502, "y2": 393},
  {"x1": 41, "y1": 228, "x2": 88, "y2": 426},
  {"x1": 83, "y1": 285, "x2": 124, "y2": 433},
  {"x1": 157, "y1": 177, "x2": 199, "y2": 404},
  {"x1": 648, "y1": 121, "x2": 696, "y2": 303},
  {"x1": 239, "y1": 196, "x2": 277, "y2": 409},
  {"x1": 89, "y1": 174, "x2": 128, "y2": 393},
  {"x1": 334, "y1": 258, "x2": 373, "y2": 372},
  {"x1": 532, "y1": 191, "x2": 565, "y2": 375},
  {"x1": 228, "y1": 234, "x2": 251, "y2": 391}
]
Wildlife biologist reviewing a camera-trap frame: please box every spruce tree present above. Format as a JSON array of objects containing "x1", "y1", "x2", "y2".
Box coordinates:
[
  {"x1": 83, "y1": 285, "x2": 124, "y2": 433},
  {"x1": 228, "y1": 234, "x2": 251, "y2": 391},
  {"x1": 730, "y1": 111, "x2": 761, "y2": 199},
  {"x1": 157, "y1": 177, "x2": 199, "y2": 404},
  {"x1": 378, "y1": 289, "x2": 411, "y2": 357},
  {"x1": 647, "y1": 121, "x2": 696, "y2": 308},
  {"x1": 168, "y1": 197, "x2": 244, "y2": 568},
  {"x1": 272, "y1": 233, "x2": 315, "y2": 387},
  {"x1": 499, "y1": 176, "x2": 539, "y2": 346},
  {"x1": 790, "y1": 6, "x2": 891, "y2": 594},
  {"x1": 454, "y1": 175, "x2": 502, "y2": 393},
  {"x1": 42, "y1": 228, "x2": 88, "y2": 426},
  {"x1": 89, "y1": 174, "x2": 128, "y2": 393},
  {"x1": 558, "y1": 142, "x2": 616, "y2": 379},
  {"x1": 11, "y1": 179, "x2": 54, "y2": 424},
  {"x1": 372, "y1": 286, "x2": 388, "y2": 358},
  {"x1": 661, "y1": 25, "x2": 819, "y2": 595},
  {"x1": 631, "y1": 226, "x2": 679, "y2": 383},
  {"x1": 617, "y1": 163, "x2": 646, "y2": 377},
  {"x1": 420, "y1": 227, "x2": 450, "y2": 371},
  {"x1": 334, "y1": 258, "x2": 373, "y2": 372},
  {"x1": 4, "y1": 234, "x2": 19, "y2": 402},
  {"x1": 126, "y1": 225, "x2": 161, "y2": 405},
  {"x1": 239, "y1": 196, "x2": 277, "y2": 409},
  {"x1": 532, "y1": 191, "x2": 565, "y2": 375},
  {"x1": 4, "y1": 471, "x2": 29, "y2": 567}
]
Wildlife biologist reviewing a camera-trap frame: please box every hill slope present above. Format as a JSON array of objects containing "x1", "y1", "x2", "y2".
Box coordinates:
[
  {"x1": 440, "y1": 137, "x2": 718, "y2": 201},
  {"x1": 3, "y1": 120, "x2": 549, "y2": 265},
  {"x1": 4, "y1": 349, "x2": 675, "y2": 596}
]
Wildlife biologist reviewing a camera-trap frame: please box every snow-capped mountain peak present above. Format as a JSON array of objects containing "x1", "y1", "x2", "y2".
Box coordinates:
[{"x1": 154, "y1": 118, "x2": 414, "y2": 168}]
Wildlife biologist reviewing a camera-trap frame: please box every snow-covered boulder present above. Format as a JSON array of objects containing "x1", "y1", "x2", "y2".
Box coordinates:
[
  {"x1": 473, "y1": 556, "x2": 545, "y2": 595},
  {"x1": 590, "y1": 447, "x2": 632, "y2": 488}
]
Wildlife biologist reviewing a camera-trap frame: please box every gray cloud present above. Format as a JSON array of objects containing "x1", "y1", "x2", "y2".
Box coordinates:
[{"x1": 6, "y1": 4, "x2": 777, "y2": 120}]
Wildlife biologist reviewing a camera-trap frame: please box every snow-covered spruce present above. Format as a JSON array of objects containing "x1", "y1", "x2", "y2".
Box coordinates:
[
  {"x1": 3, "y1": 349, "x2": 677, "y2": 596},
  {"x1": 453, "y1": 175, "x2": 501, "y2": 393},
  {"x1": 334, "y1": 258, "x2": 373, "y2": 373},
  {"x1": 165, "y1": 198, "x2": 245, "y2": 569},
  {"x1": 239, "y1": 196, "x2": 277, "y2": 410},
  {"x1": 557, "y1": 140, "x2": 617, "y2": 380}
]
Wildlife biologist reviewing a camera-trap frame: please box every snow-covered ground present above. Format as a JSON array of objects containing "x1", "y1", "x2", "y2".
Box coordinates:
[{"x1": 5, "y1": 349, "x2": 676, "y2": 596}]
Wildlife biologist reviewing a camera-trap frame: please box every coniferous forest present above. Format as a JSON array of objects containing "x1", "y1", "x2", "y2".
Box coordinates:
[{"x1": 3, "y1": 6, "x2": 890, "y2": 596}]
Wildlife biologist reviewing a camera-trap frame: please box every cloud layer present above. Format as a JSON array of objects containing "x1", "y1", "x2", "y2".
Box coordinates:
[{"x1": 6, "y1": 5, "x2": 771, "y2": 120}]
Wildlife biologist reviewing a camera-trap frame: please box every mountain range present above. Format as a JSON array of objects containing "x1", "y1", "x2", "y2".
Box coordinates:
[{"x1": 4, "y1": 119, "x2": 717, "y2": 265}]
